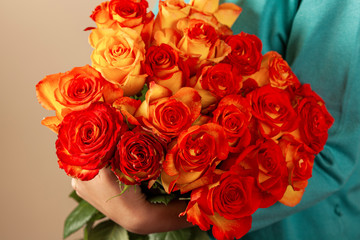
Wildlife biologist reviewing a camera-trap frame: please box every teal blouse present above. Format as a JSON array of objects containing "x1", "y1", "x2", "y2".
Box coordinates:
[{"x1": 156, "y1": 0, "x2": 360, "y2": 239}]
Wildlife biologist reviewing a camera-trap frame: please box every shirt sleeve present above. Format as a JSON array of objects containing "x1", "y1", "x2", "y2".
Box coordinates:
[{"x1": 228, "y1": 0, "x2": 360, "y2": 232}]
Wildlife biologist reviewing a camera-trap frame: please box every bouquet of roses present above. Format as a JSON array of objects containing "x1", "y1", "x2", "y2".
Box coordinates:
[{"x1": 36, "y1": 0, "x2": 334, "y2": 239}]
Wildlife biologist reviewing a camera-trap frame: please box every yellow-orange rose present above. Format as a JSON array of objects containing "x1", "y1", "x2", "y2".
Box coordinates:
[
  {"x1": 36, "y1": 65, "x2": 123, "y2": 132},
  {"x1": 89, "y1": 27, "x2": 147, "y2": 96},
  {"x1": 154, "y1": 18, "x2": 231, "y2": 76},
  {"x1": 135, "y1": 82, "x2": 202, "y2": 142}
]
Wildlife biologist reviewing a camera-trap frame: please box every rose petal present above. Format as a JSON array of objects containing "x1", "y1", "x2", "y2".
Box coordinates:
[
  {"x1": 214, "y1": 3, "x2": 242, "y2": 28},
  {"x1": 190, "y1": 0, "x2": 219, "y2": 13},
  {"x1": 209, "y1": 213, "x2": 252, "y2": 240},
  {"x1": 102, "y1": 82, "x2": 124, "y2": 103},
  {"x1": 36, "y1": 73, "x2": 63, "y2": 114},
  {"x1": 172, "y1": 87, "x2": 202, "y2": 121},
  {"x1": 41, "y1": 116, "x2": 61, "y2": 133},
  {"x1": 279, "y1": 185, "x2": 304, "y2": 207},
  {"x1": 58, "y1": 161, "x2": 100, "y2": 181}
]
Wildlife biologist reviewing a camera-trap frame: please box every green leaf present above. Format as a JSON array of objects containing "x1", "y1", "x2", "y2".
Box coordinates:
[
  {"x1": 88, "y1": 220, "x2": 129, "y2": 240},
  {"x1": 69, "y1": 190, "x2": 82, "y2": 203},
  {"x1": 128, "y1": 231, "x2": 149, "y2": 240},
  {"x1": 148, "y1": 227, "x2": 210, "y2": 240},
  {"x1": 63, "y1": 200, "x2": 98, "y2": 239},
  {"x1": 83, "y1": 210, "x2": 106, "y2": 240},
  {"x1": 147, "y1": 194, "x2": 177, "y2": 205},
  {"x1": 131, "y1": 84, "x2": 148, "y2": 102}
]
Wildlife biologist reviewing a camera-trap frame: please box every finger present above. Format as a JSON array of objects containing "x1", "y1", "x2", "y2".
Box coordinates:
[{"x1": 71, "y1": 178, "x2": 77, "y2": 191}]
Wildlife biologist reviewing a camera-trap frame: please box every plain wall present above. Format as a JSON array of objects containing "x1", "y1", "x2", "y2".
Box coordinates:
[{"x1": 0, "y1": 1, "x2": 106, "y2": 239}]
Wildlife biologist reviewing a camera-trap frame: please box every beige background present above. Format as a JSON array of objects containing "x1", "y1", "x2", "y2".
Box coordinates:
[{"x1": 0, "y1": 0, "x2": 142, "y2": 239}]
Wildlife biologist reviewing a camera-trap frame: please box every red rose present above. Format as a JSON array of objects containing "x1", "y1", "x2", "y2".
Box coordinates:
[
  {"x1": 161, "y1": 123, "x2": 229, "y2": 193},
  {"x1": 212, "y1": 167, "x2": 261, "y2": 219},
  {"x1": 294, "y1": 84, "x2": 334, "y2": 153},
  {"x1": 195, "y1": 63, "x2": 242, "y2": 98},
  {"x1": 247, "y1": 85, "x2": 298, "y2": 139},
  {"x1": 212, "y1": 95, "x2": 252, "y2": 152},
  {"x1": 183, "y1": 167, "x2": 260, "y2": 240},
  {"x1": 279, "y1": 136, "x2": 315, "y2": 190},
  {"x1": 144, "y1": 43, "x2": 189, "y2": 94},
  {"x1": 278, "y1": 135, "x2": 316, "y2": 206},
  {"x1": 224, "y1": 32, "x2": 263, "y2": 76},
  {"x1": 112, "y1": 129, "x2": 165, "y2": 185},
  {"x1": 237, "y1": 139, "x2": 289, "y2": 207},
  {"x1": 56, "y1": 102, "x2": 127, "y2": 180}
]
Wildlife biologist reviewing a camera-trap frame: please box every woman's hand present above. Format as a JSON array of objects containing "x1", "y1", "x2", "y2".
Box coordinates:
[{"x1": 72, "y1": 168, "x2": 192, "y2": 234}]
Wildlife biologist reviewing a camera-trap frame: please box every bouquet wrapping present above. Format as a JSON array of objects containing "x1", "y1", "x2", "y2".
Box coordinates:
[{"x1": 36, "y1": 0, "x2": 334, "y2": 239}]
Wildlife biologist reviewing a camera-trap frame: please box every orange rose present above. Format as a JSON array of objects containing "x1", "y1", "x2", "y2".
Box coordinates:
[
  {"x1": 161, "y1": 123, "x2": 229, "y2": 193},
  {"x1": 89, "y1": 27, "x2": 147, "y2": 96},
  {"x1": 36, "y1": 65, "x2": 123, "y2": 132},
  {"x1": 135, "y1": 82, "x2": 202, "y2": 141}
]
